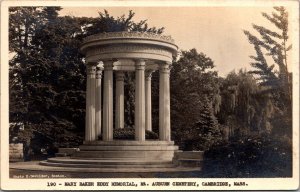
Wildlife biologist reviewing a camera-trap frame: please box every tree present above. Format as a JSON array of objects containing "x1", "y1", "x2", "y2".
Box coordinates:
[
  {"x1": 244, "y1": 6, "x2": 291, "y2": 90},
  {"x1": 170, "y1": 49, "x2": 222, "y2": 149},
  {"x1": 217, "y1": 70, "x2": 276, "y2": 137},
  {"x1": 186, "y1": 96, "x2": 222, "y2": 151},
  {"x1": 85, "y1": 10, "x2": 164, "y2": 36},
  {"x1": 9, "y1": 8, "x2": 166, "y2": 159},
  {"x1": 9, "y1": 7, "x2": 65, "y2": 158},
  {"x1": 243, "y1": 7, "x2": 292, "y2": 137},
  {"x1": 10, "y1": 7, "x2": 90, "y2": 157}
]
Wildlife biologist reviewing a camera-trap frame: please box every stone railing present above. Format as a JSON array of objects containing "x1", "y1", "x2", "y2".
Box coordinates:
[
  {"x1": 83, "y1": 31, "x2": 175, "y2": 44},
  {"x1": 9, "y1": 143, "x2": 23, "y2": 162}
]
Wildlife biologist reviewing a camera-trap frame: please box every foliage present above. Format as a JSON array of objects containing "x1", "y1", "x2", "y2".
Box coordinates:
[
  {"x1": 170, "y1": 49, "x2": 222, "y2": 149},
  {"x1": 9, "y1": 7, "x2": 293, "y2": 175},
  {"x1": 217, "y1": 70, "x2": 277, "y2": 136},
  {"x1": 10, "y1": 7, "x2": 85, "y2": 145},
  {"x1": 9, "y1": 8, "x2": 165, "y2": 159},
  {"x1": 98, "y1": 128, "x2": 159, "y2": 140},
  {"x1": 243, "y1": 6, "x2": 292, "y2": 137},
  {"x1": 86, "y1": 10, "x2": 164, "y2": 36},
  {"x1": 123, "y1": 73, "x2": 135, "y2": 128},
  {"x1": 202, "y1": 133, "x2": 292, "y2": 177},
  {"x1": 243, "y1": 6, "x2": 291, "y2": 89},
  {"x1": 182, "y1": 97, "x2": 222, "y2": 151}
]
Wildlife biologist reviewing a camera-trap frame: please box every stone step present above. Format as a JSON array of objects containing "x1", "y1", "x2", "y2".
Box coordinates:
[
  {"x1": 40, "y1": 161, "x2": 176, "y2": 168},
  {"x1": 174, "y1": 151, "x2": 204, "y2": 160},
  {"x1": 55, "y1": 153, "x2": 67, "y2": 157},
  {"x1": 58, "y1": 148, "x2": 79, "y2": 155},
  {"x1": 79, "y1": 145, "x2": 178, "y2": 151},
  {"x1": 83, "y1": 140, "x2": 175, "y2": 146},
  {"x1": 73, "y1": 150, "x2": 174, "y2": 160},
  {"x1": 177, "y1": 159, "x2": 203, "y2": 167},
  {"x1": 47, "y1": 157, "x2": 172, "y2": 165},
  {"x1": 9, "y1": 159, "x2": 24, "y2": 162}
]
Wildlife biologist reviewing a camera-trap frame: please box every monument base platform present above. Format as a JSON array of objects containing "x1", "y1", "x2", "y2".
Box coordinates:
[{"x1": 40, "y1": 140, "x2": 179, "y2": 169}]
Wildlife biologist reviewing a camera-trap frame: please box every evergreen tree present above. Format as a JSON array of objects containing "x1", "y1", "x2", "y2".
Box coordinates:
[
  {"x1": 185, "y1": 97, "x2": 222, "y2": 151},
  {"x1": 244, "y1": 6, "x2": 291, "y2": 90},
  {"x1": 243, "y1": 7, "x2": 292, "y2": 137}
]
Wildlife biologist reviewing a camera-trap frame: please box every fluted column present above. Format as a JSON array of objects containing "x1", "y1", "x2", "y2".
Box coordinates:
[
  {"x1": 95, "y1": 67, "x2": 103, "y2": 139},
  {"x1": 145, "y1": 70, "x2": 153, "y2": 132},
  {"x1": 85, "y1": 64, "x2": 96, "y2": 141},
  {"x1": 102, "y1": 60, "x2": 114, "y2": 141},
  {"x1": 115, "y1": 71, "x2": 125, "y2": 129},
  {"x1": 134, "y1": 60, "x2": 146, "y2": 141},
  {"x1": 159, "y1": 62, "x2": 171, "y2": 141}
]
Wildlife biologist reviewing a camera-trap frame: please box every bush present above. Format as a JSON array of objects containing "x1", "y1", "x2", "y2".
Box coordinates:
[
  {"x1": 201, "y1": 133, "x2": 292, "y2": 177},
  {"x1": 98, "y1": 128, "x2": 159, "y2": 140}
]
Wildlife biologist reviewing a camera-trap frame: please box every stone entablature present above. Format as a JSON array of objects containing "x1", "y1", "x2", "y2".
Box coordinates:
[
  {"x1": 85, "y1": 44, "x2": 173, "y2": 63},
  {"x1": 80, "y1": 31, "x2": 177, "y2": 64},
  {"x1": 83, "y1": 31, "x2": 175, "y2": 44}
]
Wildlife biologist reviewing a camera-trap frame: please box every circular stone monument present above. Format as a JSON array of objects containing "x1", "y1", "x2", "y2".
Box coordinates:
[{"x1": 40, "y1": 31, "x2": 179, "y2": 169}]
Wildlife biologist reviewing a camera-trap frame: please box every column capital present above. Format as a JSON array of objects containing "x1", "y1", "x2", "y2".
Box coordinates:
[
  {"x1": 87, "y1": 65, "x2": 96, "y2": 75},
  {"x1": 96, "y1": 68, "x2": 103, "y2": 79},
  {"x1": 116, "y1": 71, "x2": 125, "y2": 81},
  {"x1": 103, "y1": 60, "x2": 115, "y2": 70},
  {"x1": 134, "y1": 59, "x2": 146, "y2": 70},
  {"x1": 159, "y1": 63, "x2": 170, "y2": 73},
  {"x1": 145, "y1": 70, "x2": 154, "y2": 80},
  {"x1": 86, "y1": 61, "x2": 99, "y2": 66}
]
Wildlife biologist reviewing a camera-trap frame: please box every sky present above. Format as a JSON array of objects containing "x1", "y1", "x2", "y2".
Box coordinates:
[{"x1": 59, "y1": 6, "x2": 294, "y2": 77}]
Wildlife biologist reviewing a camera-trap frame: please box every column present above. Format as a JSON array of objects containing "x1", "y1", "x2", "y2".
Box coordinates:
[
  {"x1": 102, "y1": 60, "x2": 114, "y2": 141},
  {"x1": 85, "y1": 64, "x2": 96, "y2": 141},
  {"x1": 159, "y1": 62, "x2": 171, "y2": 141},
  {"x1": 134, "y1": 59, "x2": 146, "y2": 141},
  {"x1": 115, "y1": 71, "x2": 125, "y2": 129},
  {"x1": 145, "y1": 70, "x2": 153, "y2": 131},
  {"x1": 95, "y1": 67, "x2": 103, "y2": 139}
]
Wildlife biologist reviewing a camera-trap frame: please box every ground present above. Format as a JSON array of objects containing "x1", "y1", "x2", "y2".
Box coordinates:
[{"x1": 10, "y1": 161, "x2": 202, "y2": 178}]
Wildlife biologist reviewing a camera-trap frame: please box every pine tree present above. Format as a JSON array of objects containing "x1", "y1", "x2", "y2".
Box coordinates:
[
  {"x1": 244, "y1": 6, "x2": 292, "y2": 102},
  {"x1": 192, "y1": 96, "x2": 222, "y2": 151},
  {"x1": 243, "y1": 7, "x2": 292, "y2": 137}
]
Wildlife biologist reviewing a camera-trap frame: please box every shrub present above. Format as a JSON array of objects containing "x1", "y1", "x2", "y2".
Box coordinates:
[
  {"x1": 201, "y1": 133, "x2": 292, "y2": 177},
  {"x1": 98, "y1": 128, "x2": 159, "y2": 140}
]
